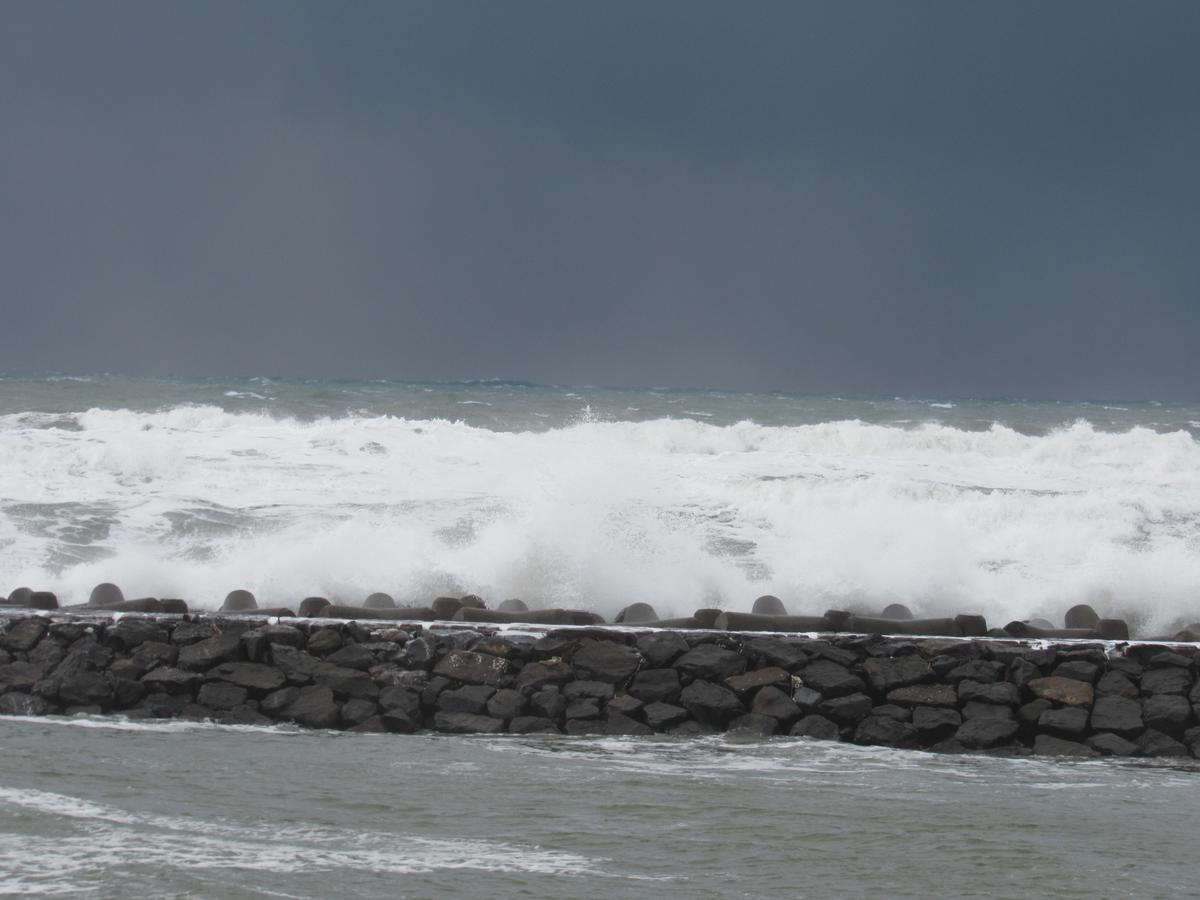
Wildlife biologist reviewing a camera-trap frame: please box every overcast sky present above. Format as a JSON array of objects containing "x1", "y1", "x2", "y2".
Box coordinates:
[{"x1": 2, "y1": 1, "x2": 1198, "y2": 399}]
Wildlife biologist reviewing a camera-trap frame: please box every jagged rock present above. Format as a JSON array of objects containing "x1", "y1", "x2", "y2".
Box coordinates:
[
  {"x1": 325, "y1": 644, "x2": 375, "y2": 671},
  {"x1": 0, "y1": 691, "x2": 51, "y2": 716},
  {"x1": 563, "y1": 680, "x2": 615, "y2": 701},
  {"x1": 800, "y1": 660, "x2": 865, "y2": 698},
  {"x1": 1018, "y1": 699, "x2": 1054, "y2": 726},
  {"x1": 572, "y1": 641, "x2": 641, "y2": 684},
  {"x1": 529, "y1": 688, "x2": 567, "y2": 720},
  {"x1": 58, "y1": 671, "x2": 114, "y2": 707},
  {"x1": 1008, "y1": 658, "x2": 1041, "y2": 691},
  {"x1": 306, "y1": 628, "x2": 343, "y2": 656},
  {"x1": 790, "y1": 714, "x2": 840, "y2": 740},
  {"x1": 340, "y1": 698, "x2": 378, "y2": 727},
  {"x1": 131, "y1": 641, "x2": 178, "y2": 670},
  {"x1": 565, "y1": 698, "x2": 601, "y2": 720},
  {"x1": 171, "y1": 621, "x2": 219, "y2": 645},
  {"x1": 1140, "y1": 668, "x2": 1191, "y2": 696},
  {"x1": 433, "y1": 711, "x2": 505, "y2": 734},
  {"x1": 819, "y1": 692, "x2": 873, "y2": 726},
  {"x1": 208, "y1": 662, "x2": 286, "y2": 693},
  {"x1": 862, "y1": 656, "x2": 932, "y2": 693},
  {"x1": 680, "y1": 680, "x2": 744, "y2": 727},
  {"x1": 438, "y1": 684, "x2": 495, "y2": 715},
  {"x1": 887, "y1": 684, "x2": 957, "y2": 708},
  {"x1": 725, "y1": 666, "x2": 791, "y2": 694},
  {"x1": 108, "y1": 619, "x2": 168, "y2": 650},
  {"x1": 745, "y1": 637, "x2": 810, "y2": 670},
  {"x1": 0, "y1": 661, "x2": 42, "y2": 692},
  {"x1": 607, "y1": 694, "x2": 643, "y2": 716},
  {"x1": 751, "y1": 685, "x2": 801, "y2": 724},
  {"x1": 871, "y1": 704, "x2": 911, "y2": 721},
  {"x1": 958, "y1": 680, "x2": 1020, "y2": 706},
  {"x1": 177, "y1": 632, "x2": 242, "y2": 671},
  {"x1": 1096, "y1": 671, "x2": 1139, "y2": 699},
  {"x1": 634, "y1": 632, "x2": 689, "y2": 668},
  {"x1": 1086, "y1": 732, "x2": 1139, "y2": 757},
  {"x1": 280, "y1": 685, "x2": 340, "y2": 729},
  {"x1": 642, "y1": 701, "x2": 689, "y2": 729},
  {"x1": 516, "y1": 660, "x2": 574, "y2": 693},
  {"x1": 196, "y1": 681, "x2": 248, "y2": 710},
  {"x1": 962, "y1": 701, "x2": 1015, "y2": 721},
  {"x1": 1090, "y1": 696, "x2": 1144, "y2": 736},
  {"x1": 1143, "y1": 694, "x2": 1192, "y2": 734},
  {"x1": 628, "y1": 668, "x2": 681, "y2": 703},
  {"x1": 855, "y1": 715, "x2": 919, "y2": 748},
  {"x1": 956, "y1": 717, "x2": 1019, "y2": 749},
  {"x1": 378, "y1": 686, "x2": 421, "y2": 718},
  {"x1": 1053, "y1": 660, "x2": 1100, "y2": 684},
  {"x1": 434, "y1": 650, "x2": 511, "y2": 686},
  {"x1": 239, "y1": 625, "x2": 305, "y2": 663},
  {"x1": 1034, "y1": 734, "x2": 1098, "y2": 757},
  {"x1": 401, "y1": 637, "x2": 436, "y2": 669},
  {"x1": 1027, "y1": 677, "x2": 1093, "y2": 707},
  {"x1": 945, "y1": 660, "x2": 1006, "y2": 683},
  {"x1": 1136, "y1": 729, "x2": 1190, "y2": 757},
  {"x1": 379, "y1": 708, "x2": 418, "y2": 732},
  {"x1": 1, "y1": 619, "x2": 48, "y2": 653},
  {"x1": 112, "y1": 678, "x2": 146, "y2": 708},
  {"x1": 729, "y1": 713, "x2": 778, "y2": 736},
  {"x1": 1038, "y1": 706, "x2": 1089, "y2": 738},
  {"x1": 675, "y1": 645, "x2": 748, "y2": 681},
  {"x1": 471, "y1": 636, "x2": 533, "y2": 660},
  {"x1": 508, "y1": 716, "x2": 559, "y2": 734},
  {"x1": 312, "y1": 664, "x2": 378, "y2": 699},
  {"x1": 141, "y1": 667, "x2": 202, "y2": 694},
  {"x1": 486, "y1": 688, "x2": 525, "y2": 720},
  {"x1": 270, "y1": 646, "x2": 322, "y2": 684},
  {"x1": 912, "y1": 706, "x2": 961, "y2": 739}
]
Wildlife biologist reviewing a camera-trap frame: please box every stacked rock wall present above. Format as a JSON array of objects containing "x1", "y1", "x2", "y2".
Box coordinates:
[{"x1": 1, "y1": 613, "x2": 1199, "y2": 759}]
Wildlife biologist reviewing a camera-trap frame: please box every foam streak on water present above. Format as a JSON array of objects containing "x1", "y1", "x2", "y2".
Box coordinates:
[{"x1": 0, "y1": 378, "x2": 1198, "y2": 631}]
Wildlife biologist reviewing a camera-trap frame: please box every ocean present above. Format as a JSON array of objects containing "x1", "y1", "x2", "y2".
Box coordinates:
[
  {"x1": 2, "y1": 375, "x2": 1200, "y2": 897},
  {"x1": 1, "y1": 375, "x2": 1199, "y2": 633}
]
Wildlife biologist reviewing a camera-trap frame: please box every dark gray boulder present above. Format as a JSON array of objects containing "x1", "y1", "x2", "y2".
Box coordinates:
[
  {"x1": 529, "y1": 687, "x2": 567, "y2": 720},
  {"x1": 956, "y1": 717, "x2": 1019, "y2": 749},
  {"x1": 325, "y1": 644, "x2": 375, "y2": 671},
  {"x1": 886, "y1": 684, "x2": 957, "y2": 708},
  {"x1": 438, "y1": 684, "x2": 495, "y2": 715},
  {"x1": 0, "y1": 691, "x2": 51, "y2": 716},
  {"x1": 178, "y1": 632, "x2": 243, "y2": 671},
  {"x1": 508, "y1": 715, "x2": 559, "y2": 733},
  {"x1": 1136, "y1": 729, "x2": 1190, "y2": 757},
  {"x1": 750, "y1": 685, "x2": 801, "y2": 725},
  {"x1": 728, "y1": 713, "x2": 778, "y2": 736},
  {"x1": 564, "y1": 680, "x2": 615, "y2": 701},
  {"x1": 486, "y1": 688, "x2": 525, "y2": 720},
  {"x1": 0, "y1": 661, "x2": 43, "y2": 693},
  {"x1": 790, "y1": 714, "x2": 840, "y2": 740},
  {"x1": 378, "y1": 685, "x2": 421, "y2": 718},
  {"x1": 912, "y1": 706, "x2": 961, "y2": 740},
  {"x1": 340, "y1": 698, "x2": 379, "y2": 727},
  {"x1": 962, "y1": 701, "x2": 1015, "y2": 721},
  {"x1": 958, "y1": 680, "x2": 1020, "y2": 706},
  {"x1": 1140, "y1": 668, "x2": 1191, "y2": 696},
  {"x1": 306, "y1": 628, "x2": 343, "y2": 656},
  {"x1": 855, "y1": 715, "x2": 919, "y2": 748},
  {"x1": 207, "y1": 662, "x2": 286, "y2": 693},
  {"x1": 1143, "y1": 694, "x2": 1192, "y2": 735},
  {"x1": 1008, "y1": 658, "x2": 1041, "y2": 691},
  {"x1": 433, "y1": 711, "x2": 505, "y2": 733},
  {"x1": 1038, "y1": 706, "x2": 1089, "y2": 738},
  {"x1": 1053, "y1": 660, "x2": 1100, "y2": 684},
  {"x1": 628, "y1": 668, "x2": 681, "y2": 703},
  {"x1": 725, "y1": 666, "x2": 790, "y2": 695},
  {"x1": 799, "y1": 660, "x2": 865, "y2": 698},
  {"x1": 675, "y1": 644, "x2": 748, "y2": 681},
  {"x1": 434, "y1": 650, "x2": 511, "y2": 686},
  {"x1": 518, "y1": 661, "x2": 573, "y2": 694},
  {"x1": 1087, "y1": 732, "x2": 1140, "y2": 756},
  {"x1": 270, "y1": 646, "x2": 322, "y2": 684},
  {"x1": 636, "y1": 631, "x2": 689, "y2": 668},
  {"x1": 280, "y1": 685, "x2": 341, "y2": 729},
  {"x1": 1090, "y1": 696, "x2": 1144, "y2": 736},
  {"x1": 820, "y1": 692, "x2": 873, "y2": 726},
  {"x1": 1096, "y1": 671, "x2": 1138, "y2": 699},
  {"x1": 565, "y1": 698, "x2": 601, "y2": 720},
  {"x1": 1034, "y1": 734, "x2": 1099, "y2": 757},
  {"x1": 945, "y1": 660, "x2": 1006, "y2": 683},
  {"x1": 680, "y1": 680, "x2": 744, "y2": 728},
  {"x1": 196, "y1": 681, "x2": 248, "y2": 710},
  {"x1": 745, "y1": 637, "x2": 810, "y2": 670},
  {"x1": 108, "y1": 619, "x2": 169, "y2": 650},
  {"x1": 643, "y1": 701, "x2": 690, "y2": 729},
  {"x1": 862, "y1": 656, "x2": 932, "y2": 693},
  {"x1": 572, "y1": 640, "x2": 641, "y2": 684},
  {"x1": 141, "y1": 667, "x2": 202, "y2": 695},
  {"x1": 1, "y1": 618, "x2": 48, "y2": 653}
]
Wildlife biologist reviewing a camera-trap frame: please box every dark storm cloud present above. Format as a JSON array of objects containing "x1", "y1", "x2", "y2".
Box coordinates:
[{"x1": 2, "y1": 1, "x2": 1198, "y2": 399}]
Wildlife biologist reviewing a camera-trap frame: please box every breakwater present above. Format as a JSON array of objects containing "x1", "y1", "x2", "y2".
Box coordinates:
[{"x1": 2, "y1": 611, "x2": 1198, "y2": 760}]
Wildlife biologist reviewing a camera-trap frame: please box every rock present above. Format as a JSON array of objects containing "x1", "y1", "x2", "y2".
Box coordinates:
[
  {"x1": 1, "y1": 618, "x2": 48, "y2": 653},
  {"x1": 132, "y1": 641, "x2": 178, "y2": 670},
  {"x1": 637, "y1": 632, "x2": 690, "y2": 668},
  {"x1": 1090, "y1": 697, "x2": 1144, "y2": 736},
  {"x1": 725, "y1": 667, "x2": 791, "y2": 695},
  {"x1": 438, "y1": 684, "x2": 495, "y2": 715},
  {"x1": 270, "y1": 646, "x2": 322, "y2": 684},
  {"x1": 751, "y1": 595, "x2": 787, "y2": 615},
  {"x1": 608, "y1": 694, "x2": 643, "y2": 716},
  {"x1": 0, "y1": 691, "x2": 51, "y2": 716},
  {"x1": 177, "y1": 632, "x2": 243, "y2": 671},
  {"x1": 221, "y1": 590, "x2": 257, "y2": 612},
  {"x1": 380, "y1": 708, "x2": 418, "y2": 733},
  {"x1": 945, "y1": 660, "x2": 1006, "y2": 683},
  {"x1": 112, "y1": 679, "x2": 146, "y2": 708},
  {"x1": 871, "y1": 704, "x2": 911, "y2": 721},
  {"x1": 196, "y1": 681, "x2": 248, "y2": 710},
  {"x1": 1018, "y1": 699, "x2": 1054, "y2": 726},
  {"x1": 108, "y1": 619, "x2": 169, "y2": 650},
  {"x1": 912, "y1": 706, "x2": 961, "y2": 739},
  {"x1": 563, "y1": 680, "x2": 615, "y2": 701},
  {"x1": 624, "y1": 668, "x2": 679, "y2": 704},
  {"x1": 886, "y1": 684, "x2": 957, "y2": 708},
  {"x1": 680, "y1": 680, "x2": 744, "y2": 728},
  {"x1": 401, "y1": 637, "x2": 436, "y2": 669},
  {"x1": 962, "y1": 701, "x2": 1015, "y2": 721},
  {"x1": 643, "y1": 701, "x2": 690, "y2": 729},
  {"x1": 1087, "y1": 732, "x2": 1140, "y2": 757},
  {"x1": 819, "y1": 692, "x2": 873, "y2": 726},
  {"x1": 751, "y1": 685, "x2": 801, "y2": 724},
  {"x1": 29, "y1": 639, "x2": 65, "y2": 671},
  {"x1": 790, "y1": 715, "x2": 840, "y2": 740},
  {"x1": 280, "y1": 685, "x2": 340, "y2": 729},
  {"x1": 615, "y1": 602, "x2": 658, "y2": 623},
  {"x1": 674, "y1": 644, "x2": 747, "y2": 681},
  {"x1": 1008, "y1": 658, "x2": 1041, "y2": 691},
  {"x1": 1096, "y1": 671, "x2": 1139, "y2": 699},
  {"x1": 792, "y1": 685, "x2": 822, "y2": 710},
  {"x1": 1034, "y1": 734, "x2": 1099, "y2": 757},
  {"x1": 958, "y1": 680, "x2": 1020, "y2": 706},
  {"x1": 340, "y1": 698, "x2": 378, "y2": 727},
  {"x1": 565, "y1": 698, "x2": 601, "y2": 720},
  {"x1": 58, "y1": 671, "x2": 114, "y2": 707},
  {"x1": 1143, "y1": 694, "x2": 1192, "y2": 734},
  {"x1": 508, "y1": 716, "x2": 559, "y2": 734},
  {"x1": 434, "y1": 650, "x2": 511, "y2": 687},
  {"x1": 433, "y1": 711, "x2": 505, "y2": 734},
  {"x1": 572, "y1": 641, "x2": 641, "y2": 684},
  {"x1": 486, "y1": 688, "x2": 525, "y2": 720},
  {"x1": 1053, "y1": 660, "x2": 1100, "y2": 684},
  {"x1": 1140, "y1": 668, "x2": 1191, "y2": 696},
  {"x1": 855, "y1": 715, "x2": 919, "y2": 748},
  {"x1": 298, "y1": 597, "x2": 331, "y2": 617},
  {"x1": 364, "y1": 593, "x2": 396, "y2": 609},
  {"x1": 141, "y1": 666, "x2": 202, "y2": 695},
  {"x1": 306, "y1": 628, "x2": 343, "y2": 656},
  {"x1": 799, "y1": 660, "x2": 865, "y2": 698},
  {"x1": 956, "y1": 717, "x2": 1019, "y2": 749},
  {"x1": 0, "y1": 661, "x2": 42, "y2": 692},
  {"x1": 88, "y1": 583, "x2": 125, "y2": 606},
  {"x1": 862, "y1": 656, "x2": 933, "y2": 693},
  {"x1": 516, "y1": 660, "x2": 574, "y2": 694},
  {"x1": 1038, "y1": 706, "x2": 1089, "y2": 738},
  {"x1": 529, "y1": 688, "x2": 567, "y2": 720},
  {"x1": 208, "y1": 662, "x2": 286, "y2": 693},
  {"x1": 312, "y1": 664, "x2": 378, "y2": 700},
  {"x1": 325, "y1": 644, "x2": 375, "y2": 671},
  {"x1": 1027, "y1": 677, "x2": 1093, "y2": 707},
  {"x1": 1136, "y1": 729, "x2": 1190, "y2": 757},
  {"x1": 745, "y1": 637, "x2": 810, "y2": 670},
  {"x1": 378, "y1": 685, "x2": 421, "y2": 719}
]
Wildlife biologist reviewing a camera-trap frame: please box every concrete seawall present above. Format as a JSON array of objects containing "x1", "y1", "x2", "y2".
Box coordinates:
[{"x1": 2, "y1": 611, "x2": 1198, "y2": 759}]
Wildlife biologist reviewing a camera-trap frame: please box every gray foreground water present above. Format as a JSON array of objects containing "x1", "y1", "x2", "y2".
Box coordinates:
[{"x1": 0, "y1": 718, "x2": 1197, "y2": 898}]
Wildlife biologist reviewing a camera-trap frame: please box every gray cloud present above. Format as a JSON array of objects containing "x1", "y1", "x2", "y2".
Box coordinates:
[{"x1": 2, "y1": 1, "x2": 1198, "y2": 399}]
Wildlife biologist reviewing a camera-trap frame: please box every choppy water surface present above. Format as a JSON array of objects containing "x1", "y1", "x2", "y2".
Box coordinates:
[
  {"x1": 2, "y1": 375, "x2": 1199, "y2": 632},
  {"x1": 0, "y1": 716, "x2": 1196, "y2": 898}
]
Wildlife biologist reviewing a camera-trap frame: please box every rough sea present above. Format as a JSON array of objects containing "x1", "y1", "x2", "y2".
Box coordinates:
[{"x1": 2, "y1": 375, "x2": 1199, "y2": 896}]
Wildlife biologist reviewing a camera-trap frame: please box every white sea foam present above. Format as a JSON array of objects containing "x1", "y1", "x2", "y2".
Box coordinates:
[{"x1": 1, "y1": 408, "x2": 1199, "y2": 631}]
